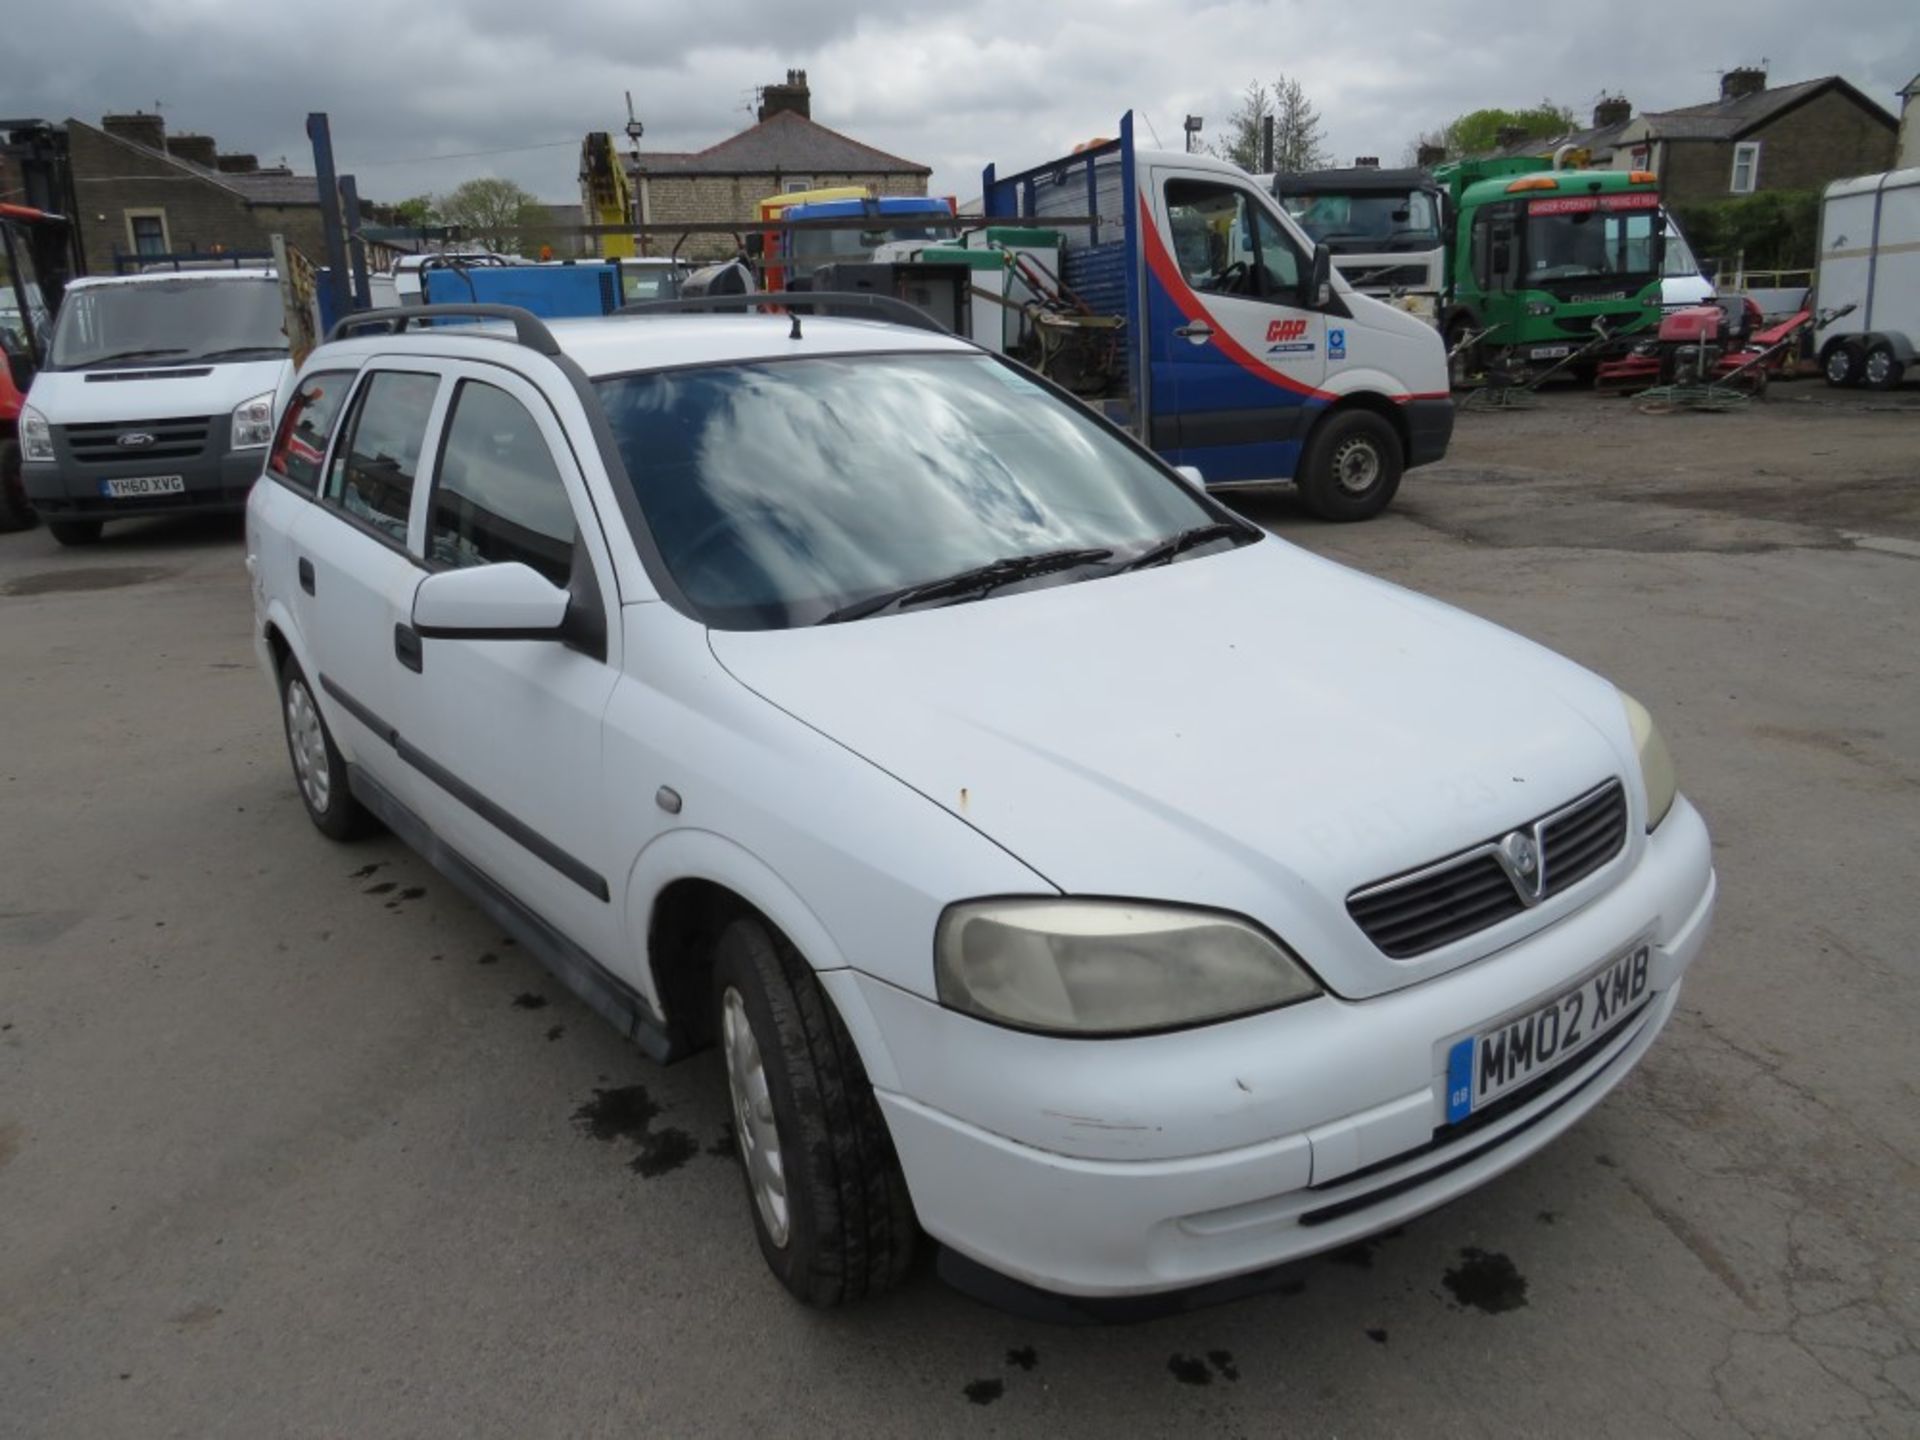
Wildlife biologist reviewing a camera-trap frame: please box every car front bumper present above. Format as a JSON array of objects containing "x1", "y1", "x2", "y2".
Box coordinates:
[
  {"x1": 1403, "y1": 396, "x2": 1453, "y2": 468},
  {"x1": 831, "y1": 794, "x2": 1714, "y2": 1306},
  {"x1": 22, "y1": 443, "x2": 263, "y2": 522}
]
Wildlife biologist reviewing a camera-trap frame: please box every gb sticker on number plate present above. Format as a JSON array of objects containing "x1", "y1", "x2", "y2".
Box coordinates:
[{"x1": 1444, "y1": 942, "x2": 1652, "y2": 1124}]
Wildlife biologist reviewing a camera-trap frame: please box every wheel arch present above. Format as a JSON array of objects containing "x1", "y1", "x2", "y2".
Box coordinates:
[
  {"x1": 1305, "y1": 389, "x2": 1410, "y2": 465},
  {"x1": 627, "y1": 831, "x2": 890, "y2": 1074}
]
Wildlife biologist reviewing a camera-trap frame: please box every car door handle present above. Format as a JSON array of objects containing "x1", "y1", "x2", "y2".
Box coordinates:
[
  {"x1": 394, "y1": 623, "x2": 423, "y2": 674},
  {"x1": 297, "y1": 557, "x2": 315, "y2": 595},
  {"x1": 1174, "y1": 322, "x2": 1214, "y2": 344}
]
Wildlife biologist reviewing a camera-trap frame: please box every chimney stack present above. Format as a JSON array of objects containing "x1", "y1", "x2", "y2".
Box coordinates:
[
  {"x1": 167, "y1": 133, "x2": 218, "y2": 169},
  {"x1": 1721, "y1": 66, "x2": 1768, "y2": 102},
  {"x1": 1353, "y1": 156, "x2": 1380, "y2": 169},
  {"x1": 102, "y1": 111, "x2": 166, "y2": 152},
  {"x1": 1593, "y1": 95, "x2": 1632, "y2": 129},
  {"x1": 757, "y1": 68, "x2": 812, "y2": 122},
  {"x1": 216, "y1": 152, "x2": 259, "y2": 174}
]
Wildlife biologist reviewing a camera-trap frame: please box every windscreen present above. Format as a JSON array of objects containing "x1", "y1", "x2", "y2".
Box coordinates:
[
  {"x1": 595, "y1": 353, "x2": 1221, "y2": 629},
  {"x1": 1281, "y1": 191, "x2": 1441, "y2": 251},
  {"x1": 48, "y1": 277, "x2": 288, "y2": 369},
  {"x1": 1523, "y1": 201, "x2": 1660, "y2": 284}
]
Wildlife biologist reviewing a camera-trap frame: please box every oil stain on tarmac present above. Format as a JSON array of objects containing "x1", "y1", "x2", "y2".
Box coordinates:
[
  {"x1": 571, "y1": 1084, "x2": 698, "y2": 1179},
  {"x1": 1443, "y1": 1248, "x2": 1529, "y2": 1313}
]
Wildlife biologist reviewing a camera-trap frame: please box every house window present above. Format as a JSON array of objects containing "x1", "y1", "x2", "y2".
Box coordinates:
[
  {"x1": 125, "y1": 209, "x2": 170, "y2": 256},
  {"x1": 783, "y1": 177, "x2": 813, "y2": 193},
  {"x1": 1730, "y1": 142, "x2": 1761, "y2": 195}
]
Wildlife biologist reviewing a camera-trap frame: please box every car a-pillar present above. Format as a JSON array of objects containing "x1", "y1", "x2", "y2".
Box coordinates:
[
  {"x1": 1295, "y1": 396, "x2": 1406, "y2": 523},
  {"x1": 645, "y1": 877, "x2": 919, "y2": 1306}
]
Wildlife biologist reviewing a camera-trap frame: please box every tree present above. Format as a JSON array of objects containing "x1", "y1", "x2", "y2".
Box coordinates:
[
  {"x1": 435, "y1": 177, "x2": 551, "y2": 254},
  {"x1": 1405, "y1": 101, "x2": 1577, "y2": 165},
  {"x1": 1211, "y1": 75, "x2": 1330, "y2": 173},
  {"x1": 392, "y1": 194, "x2": 440, "y2": 228}
]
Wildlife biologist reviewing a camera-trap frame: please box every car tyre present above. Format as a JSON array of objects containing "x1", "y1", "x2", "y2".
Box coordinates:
[
  {"x1": 0, "y1": 440, "x2": 35, "y2": 532},
  {"x1": 712, "y1": 914, "x2": 916, "y2": 1306},
  {"x1": 1823, "y1": 339, "x2": 1864, "y2": 388},
  {"x1": 47, "y1": 519, "x2": 102, "y2": 547},
  {"x1": 278, "y1": 656, "x2": 375, "y2": 841},
  {"x1": 1297, "y1": 409, "x2": 1403, "y2": 522},
  {"x1": 1862, "y1": 342, "x2": 1905, "y2": 392}
]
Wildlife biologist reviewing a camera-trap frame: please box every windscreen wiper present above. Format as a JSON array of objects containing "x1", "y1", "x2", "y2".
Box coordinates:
[
  {"x1": 191, "y1": 345, "x2": 291, "y2": 362},
  {"x1": 817, "y1": 546, "x2": 1115, "y2": 624},
  {"x1": 1110, "y1": 521, "x2": 1251, "y2": 573},
  {"x1": 72, "y1": 347, "x2": 191, "y2": 369}
]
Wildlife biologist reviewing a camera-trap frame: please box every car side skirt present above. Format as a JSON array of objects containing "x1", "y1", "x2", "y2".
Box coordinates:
[{"x1": 346, "y1": 763, "x2": 682, "y2": 1064}]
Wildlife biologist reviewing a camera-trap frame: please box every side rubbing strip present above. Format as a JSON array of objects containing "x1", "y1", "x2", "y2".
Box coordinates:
[{"x1": 316, "y1": 673, "x2": 610, "y2": 902}]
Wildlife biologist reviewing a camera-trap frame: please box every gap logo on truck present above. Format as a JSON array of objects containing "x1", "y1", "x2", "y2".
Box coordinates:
[{"x1": 1265, "y1": 317, "x2": 1315, "y2": 355}]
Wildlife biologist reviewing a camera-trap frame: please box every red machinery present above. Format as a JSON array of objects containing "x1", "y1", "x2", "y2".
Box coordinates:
[
  {"x1": 2, "y1": 202, "x2": 78, "y2": 530},
  {"x1": 1596, "y1": 296, "x2": 1812, "y2": 396}
]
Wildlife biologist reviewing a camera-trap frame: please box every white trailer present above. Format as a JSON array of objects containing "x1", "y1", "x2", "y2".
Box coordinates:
[{"x1": 1817, "y1": 167, "x2": 1920, "y2": 390}]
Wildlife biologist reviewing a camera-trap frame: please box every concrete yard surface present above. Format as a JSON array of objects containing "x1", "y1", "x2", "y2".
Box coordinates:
[{"x1": 1, "y1": 383, "x2": 1916, "y2": 1438}]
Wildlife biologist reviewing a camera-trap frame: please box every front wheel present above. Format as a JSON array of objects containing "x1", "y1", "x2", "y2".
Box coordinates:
[
  {"x1": 1297, "y1": 409, "x2": 1404, "y2": 522},
  {"x1": 1445, "y1": 318, "x2": 1480, "y2": 391},
  {"x1": 712, "y1": 915, "x2": 916, "y2": 1306},
  {"x1": 1824, "y1": 340, "x2": 1864, "y2": 388},
  {"x1": 0, "y1": 440, "x2": 34, "y2": 532}
]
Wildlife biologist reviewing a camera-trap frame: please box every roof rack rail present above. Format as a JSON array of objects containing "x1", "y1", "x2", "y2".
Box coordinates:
[
  {"x1": 617, "y1": 291, "x2": 950, "y2": 335},
  {"x1": 325, "y1": 304, "x2": 561, "y2": 356}
]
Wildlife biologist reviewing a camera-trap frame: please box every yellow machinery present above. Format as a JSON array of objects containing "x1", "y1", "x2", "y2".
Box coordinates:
[{"x1": 580, "y1": 132, "x2": 635, "y2": 259}]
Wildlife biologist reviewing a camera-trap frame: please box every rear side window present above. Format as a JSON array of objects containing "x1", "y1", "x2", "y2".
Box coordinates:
[
  {"x1": 267, "y1": 369, "x2": 356, "y2": 491},
  {"x1": 324, "y1": 370, "x2": 439, "y2": 545},
  {"x1": 426, "y1": 380, "x2": 576, "y2": 587}
]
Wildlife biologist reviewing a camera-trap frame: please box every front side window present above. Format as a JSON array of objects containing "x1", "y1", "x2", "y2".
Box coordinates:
[
  {"x1": 595, "y1": 354, "x2": 1237, "y2": 630},
  {"x1": 427, "y1": 381, "x2": 576, "y2": 587},
  {"x1": 268, "y1": 369, "x2": 357, "y2": 491},
  {"x1": 1730, "y1": 142, "x2": 1760, "y2": 194},
  {"x1": 324, "y1": 370, "x2": 439, "y2": 545},
  {"x1": 1165, "y1": 180, "x2": 1304, "y2": 303}
]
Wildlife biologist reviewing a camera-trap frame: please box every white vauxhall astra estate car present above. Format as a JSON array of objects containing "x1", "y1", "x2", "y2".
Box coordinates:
[{"x1": 245, "y1": 298, "x2": 1715, "y2": 1315}]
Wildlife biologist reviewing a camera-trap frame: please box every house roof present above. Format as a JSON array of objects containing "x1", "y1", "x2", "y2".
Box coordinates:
[
  {"x1": 1639, "y1": 75, "x2": 1896, "y2": 141},
  {"x1": 628, "y1": 109, "x2": 929, "y2": 178},
  {"x1": 1483, "y1": 116, "x2": 1635, "y2": 161},
  {"x1": 76, "y1": 119, "x2": 321, "y2": 206}
]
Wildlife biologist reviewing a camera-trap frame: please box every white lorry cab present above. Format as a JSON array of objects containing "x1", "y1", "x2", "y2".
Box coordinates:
[
  {"x1": 1816, "y1": 166, "x2": 1919, "y2": 390},
  {"x1": 20, "y1": 268, "x2": 291, "y2": 545}
]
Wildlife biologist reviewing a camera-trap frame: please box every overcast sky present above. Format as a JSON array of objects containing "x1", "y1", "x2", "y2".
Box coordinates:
[{"x1": 13, "y1": 0, "x2": 1917, "y2": 205}]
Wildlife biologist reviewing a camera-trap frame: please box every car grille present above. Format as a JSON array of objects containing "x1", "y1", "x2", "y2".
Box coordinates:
[
  {"x1": 1346, "y1": 780, "x2": 1629, "y2": 958},
  {"x1": 60, "y1": 416, "x2": 213, "y2": 465}
]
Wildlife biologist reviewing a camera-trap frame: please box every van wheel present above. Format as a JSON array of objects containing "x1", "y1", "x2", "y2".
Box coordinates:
[
  {"x1": 712, "y1": 915, "x2": 916, "y2": 1306},
  {"x1": 279, "y1": 657, "x2": 375, "y2": 841},
  {"x1": 1862, "y1": 342, "x2": 1905, "y2": 392},
  {"x1": 47, "y1": 519, "x2": 102, "y2": 547},
  {"x1": 1824, "y1": 340, "x2": 1864, "y2": 388},
  {"x1": 0, "y1": 441, "x2": 34, "y2": 532},
  {"x1": 1298, "y1": 409, "x2": 1403, "y2": 522}
]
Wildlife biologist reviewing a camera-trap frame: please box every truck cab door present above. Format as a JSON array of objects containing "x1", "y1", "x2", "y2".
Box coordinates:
[{"x1": 1144, "y1": 166, "x2": 1334, "y2": 484}]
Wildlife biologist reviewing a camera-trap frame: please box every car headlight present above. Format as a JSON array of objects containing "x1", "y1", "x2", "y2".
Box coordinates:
[
  {"x1": 231, "y1": 391, "x2": 276, "y2": 450},
  {"x1": 1619, "y1": 691, "x2": 1677, "y2": 831},
  {"x1": 935, "y1": 899, "x2": 1321, "y2": 1036},
  {"x1": 21, "y1": 404, "x2": 54, "y2": 462}
]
